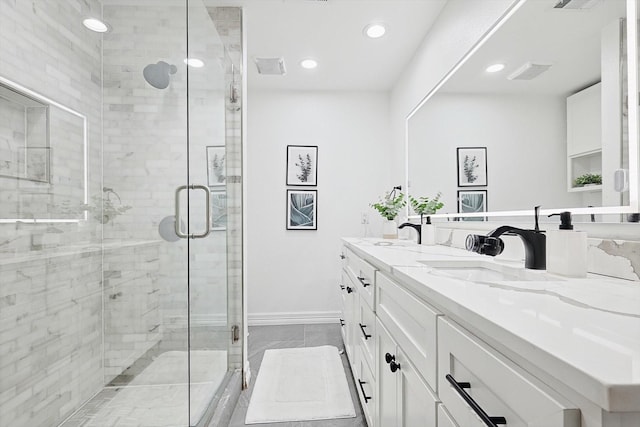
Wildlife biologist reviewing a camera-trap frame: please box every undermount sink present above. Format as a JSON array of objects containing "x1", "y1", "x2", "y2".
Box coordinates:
[{"x1": 418, "y1": 259, "x2": 560, "y2": 282}]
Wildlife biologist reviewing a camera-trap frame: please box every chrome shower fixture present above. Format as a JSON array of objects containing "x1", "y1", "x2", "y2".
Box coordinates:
[{"x1": 143, "y1": 61, "x2": 177, "y2": 89}]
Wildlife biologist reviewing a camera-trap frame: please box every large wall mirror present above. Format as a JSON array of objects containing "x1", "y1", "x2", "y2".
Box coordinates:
[{"x1": 406, "y1": 0, "x2": 639, "y2": 222}]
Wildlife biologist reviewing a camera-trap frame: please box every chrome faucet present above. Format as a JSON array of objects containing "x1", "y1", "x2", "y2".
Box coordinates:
[{"x1": 465, "y1": 206, "x2": 546, "y2": 270}]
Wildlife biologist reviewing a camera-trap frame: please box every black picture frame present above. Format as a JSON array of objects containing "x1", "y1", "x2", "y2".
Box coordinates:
[
  {"x1": 458, "y1": 190, "x2": 487, "y2": 221},
  {"x1": 286, "y1": 189, "x2": 317, "y2": 230},
  {"x1": 286, "y1": 145, "x2": 318, "y2": 186},
  {"x1": 457, "y1": 147, "x2": 487, "y2": 187}
]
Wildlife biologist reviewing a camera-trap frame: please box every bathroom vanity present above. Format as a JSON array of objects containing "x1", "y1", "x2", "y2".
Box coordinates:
[{"x1": 338, "y1": 238, "x2": 640, "y2": 427}]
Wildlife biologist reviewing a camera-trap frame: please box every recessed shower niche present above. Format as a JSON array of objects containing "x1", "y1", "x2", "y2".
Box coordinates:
[{"x1": 0, "y1": 77, "x2": 87, "y2": 222}]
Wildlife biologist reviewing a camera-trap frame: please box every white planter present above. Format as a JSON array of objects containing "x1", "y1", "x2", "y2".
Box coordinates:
[{"x1": 382, "y1": 219, "x2": 397, "y2": 239}]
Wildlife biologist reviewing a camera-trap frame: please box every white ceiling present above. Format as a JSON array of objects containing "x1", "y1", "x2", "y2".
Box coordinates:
[
  {"x1": 218, "y1": 0, "x2": 447, "y2": 91},
  {"x1": 442, "y1": 0, "x2": 627, "y2": 96}
]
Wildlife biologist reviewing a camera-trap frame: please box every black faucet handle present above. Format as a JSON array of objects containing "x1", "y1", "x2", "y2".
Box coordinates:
[{"x1": 534, "y1": 205, "x2": 541, "y2": 232}]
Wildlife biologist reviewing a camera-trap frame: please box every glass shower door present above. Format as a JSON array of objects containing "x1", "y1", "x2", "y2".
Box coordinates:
[
  {"x1": 99, "y1": 0, "x2": 231, "y2": 426},
  {"x1": 184, "y1": 1, "x2": 232, "y2": 424}
]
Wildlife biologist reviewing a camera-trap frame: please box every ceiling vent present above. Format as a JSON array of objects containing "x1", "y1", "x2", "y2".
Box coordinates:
[
  {"x1": 553, "y1": 0, "x2": 600, "y2": 10},
  {"x1": 507, "y1": 62, "x2": 553, "y2": 80},
  {"x1": 254, "y1": 57, "x2": 286, "y2": 75}
]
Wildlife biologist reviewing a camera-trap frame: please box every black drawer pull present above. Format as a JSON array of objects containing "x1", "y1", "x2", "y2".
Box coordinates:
[
  {"x1": 390, "y1": 360, "x2": 401, "y2": 373},
  {"x1": 446, "y1": 374, "x2": 506, "y2": 426},
  {"x1": 340, "y1": 253, "x2": 346, "y2": 259},
  {"x1": 385, "y1": 352, "x2": 395, "y2": 364},
  {"x1": 357, "y1": 379, "x2": 372, "y2": 403},
  {"x1": 346, "y1": 286, "x2": 353, "y2": 294},
  {"x1": 339, "y1": 319, "x2": 345, "y2": 327},
  {"x1": 357, "y1": 276, "x2": 370, "y2": 287},
  {"x1": 358, "y1": 323, "x2": 371, "y2": 339}
]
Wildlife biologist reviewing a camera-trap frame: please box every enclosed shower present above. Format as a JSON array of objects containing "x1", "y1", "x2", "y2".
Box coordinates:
[{"x1": 0, "y1": 1, "x2": 243, "y2": 426}]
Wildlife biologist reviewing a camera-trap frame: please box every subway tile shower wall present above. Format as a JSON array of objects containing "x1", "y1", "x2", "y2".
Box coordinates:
[
  {"x1": 0, "y1": 2, "x2": 244, "y2": 427},
  {"x1": 0, "y1": 1, "x2": 105, "y2": 426}
]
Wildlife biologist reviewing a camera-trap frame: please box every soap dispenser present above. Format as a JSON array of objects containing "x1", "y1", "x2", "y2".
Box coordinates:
[
  {"x1": 421, "y1": 216, "x2": 436, "y2": 246},
  {"x1": 546, "y1": 212, "x2": 587, "y2": 278}
]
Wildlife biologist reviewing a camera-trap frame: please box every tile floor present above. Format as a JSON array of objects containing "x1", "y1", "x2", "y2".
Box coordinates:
[{"x1": 225, "y1": 324, "x2": 367, "y2": 427}]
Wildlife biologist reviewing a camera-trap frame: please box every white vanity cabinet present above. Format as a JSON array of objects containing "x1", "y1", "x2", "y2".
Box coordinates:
[
  {"x1": 437, "y1": 317, "x2": 580, "y2": 427},
  {"x1": 340, "y1": 247, "x2": 379, "y2": 425}
]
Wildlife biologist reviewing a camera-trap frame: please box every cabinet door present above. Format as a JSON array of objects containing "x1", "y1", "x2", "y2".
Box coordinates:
[
  {"x1": 377, "y1": 318, "x2": 438, "y2": 427},
  {"x1": 567, "y1": 82, "x2": 601, "y2": 156},
  {"x1": 397, "y1": 348, "x2": 438, "y2": 427},
  {"x1": 437, "y1": 405, "x2": 458, "y2": 427},
  {"x1": 340, "y1": 270, "x2": 358, "y2": 366},
  {"x1": 376, "y1": 318, "x2": 399, "y2": 426}
]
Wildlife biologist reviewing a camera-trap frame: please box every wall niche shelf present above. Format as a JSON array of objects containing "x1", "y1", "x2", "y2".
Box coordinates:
[
  {"x1": 567, "y1": 149, "x2": 602, "y2": 192},
  {"x1": 568, "y1": 184, "x2": 602, "y2": 193}
]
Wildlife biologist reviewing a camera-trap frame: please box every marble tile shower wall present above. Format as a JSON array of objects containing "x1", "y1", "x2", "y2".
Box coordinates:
[
  {"x1": 102, "y1": 3, "x2": 242, "y2": 366},
  {"x1": 0, "y1": 1, "x2": 105, "y2": 427}
]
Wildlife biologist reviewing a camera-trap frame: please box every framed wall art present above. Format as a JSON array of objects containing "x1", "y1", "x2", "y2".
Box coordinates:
[
  {"x1": 286, "y1": 189, "x2": 317, "y2": 230},
  {"x1": 210, "y1": 189, "x2": 227, "y2": 230},
  {"x1": 207, "y1": 145, "x2": 226, "y2": 186},
  {"x1": 458, "y1": 190, "x2": 487, "y2": 221},
  {"x1": 286, "y1": 145, "x2": 317, "y2": 186},
  {"x1": 457, "y1": 147, "x2": 487, "y2": 187}
]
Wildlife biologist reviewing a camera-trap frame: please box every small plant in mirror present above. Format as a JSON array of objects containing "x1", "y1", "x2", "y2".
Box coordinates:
[
  {"x1": 409, "y1": 192, "x2": 444, "y2": 224},
  {"x1": 370, "y1": 191, "x2": 405, "y2": 221},
  {"x1": 573, "y1": 173, "x2": 602, "y2": 188}
]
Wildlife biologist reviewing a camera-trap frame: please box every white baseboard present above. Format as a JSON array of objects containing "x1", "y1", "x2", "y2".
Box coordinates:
[{"x1": 248, "y1": 311, "x2": 341, "y2": 326}]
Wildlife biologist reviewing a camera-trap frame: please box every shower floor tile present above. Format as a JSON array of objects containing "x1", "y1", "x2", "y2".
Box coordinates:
[{"x1": 60, "y1": 350, "x2": 227, "y2": 427}]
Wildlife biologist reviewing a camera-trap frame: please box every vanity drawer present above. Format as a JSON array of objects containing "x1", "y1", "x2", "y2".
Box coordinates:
[
  {"x1": 345, "y1": 247, "x2": 376, "y2": 310},
  {"x1": 438, "y1": 318, "x2": 580, "y2": 427},
  {"x1": 356, "y1": 295, "x2": 376, "y2": 378},
  {"x1": 355, "y1": 346, "x2": 376, "y2": 427},
  {"x1": 375, "y1": 271, "x2": 440, "y2": 391}
]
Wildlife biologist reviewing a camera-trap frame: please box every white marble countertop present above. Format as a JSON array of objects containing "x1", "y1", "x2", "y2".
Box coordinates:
[{"x1": 343, "y1": 237, "x2": 640, "y2": 412}]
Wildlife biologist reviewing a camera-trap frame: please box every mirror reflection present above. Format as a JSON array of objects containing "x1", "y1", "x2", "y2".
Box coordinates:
[{"x1": 407, "y1": 0, "x2": 631, "y2": 221}]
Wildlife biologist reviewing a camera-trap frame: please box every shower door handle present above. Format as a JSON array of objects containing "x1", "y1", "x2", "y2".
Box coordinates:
[{"x1": 175, "y1": 184, "x2": 212, "y2": 239}]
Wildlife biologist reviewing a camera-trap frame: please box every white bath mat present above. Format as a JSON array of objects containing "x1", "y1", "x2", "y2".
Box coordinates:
[{"x1": 245, "y1": 345, "x2": 356, "y2": 424}]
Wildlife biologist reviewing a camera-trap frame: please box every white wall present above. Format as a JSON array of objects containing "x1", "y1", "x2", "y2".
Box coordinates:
[
  {"x1": 247, "y1": 90, "x2": 391, "y2": 323},
  {"x1": 409, "y1": 93, "x2": 583, "y2": 213}
]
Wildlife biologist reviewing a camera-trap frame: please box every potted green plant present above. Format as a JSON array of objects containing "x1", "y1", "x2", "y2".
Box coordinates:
[
  {"x1": 409, "y1": 192, "x2": 444, "y2": 224},
  {"x1": 409, "y1": 192, "x2": 444, "y2": 245},
  {"x1": 370, "y1": 191, "x2": 405, "y2": 238},
  {"x1": 573, "y1": 173, "x2": 602, "y2": 188}
]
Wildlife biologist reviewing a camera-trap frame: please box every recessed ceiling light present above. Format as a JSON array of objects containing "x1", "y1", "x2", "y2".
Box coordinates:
[
  {"x1": 83, "y1": 17, "x2": 109, "y2": 33},
  {"x1": 485, "y1": 63, "x2": 505, "y2": 73},
  {"x1": 300, "y1": 59, "x2": 318, "y2": 70},
  {"x1": 364, "y1": 23, "x2": 386, "y2": 39},
  {"x1": 184, "y1": 58, "x2": 205, "y2": 68}
]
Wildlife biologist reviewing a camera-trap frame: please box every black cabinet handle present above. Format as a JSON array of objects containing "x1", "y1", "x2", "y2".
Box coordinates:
[
  {"x1": 390, "y1": 360, "x2": 401, "y2": 373},
  {"x1": 358, "y1": 323, "x2": 371, "y2": 339},
  {"x1": 357, "y1": 276, "x2": 370, "y2": 287},
  {"x1": 446, "y1": 374, "x2": 506, "y2": 426},
  {"x1": 346, "y1": 286, "x2": 353, "y2": 294},
  {"x1": 357, "y1": 379, "x2": 372, "y2": 403},
  {"x1": 340, "y1": 253, "x2": 346, "y2": 259},
  {"x1": 339, "y1": 319, "x2": 345, "y2": 326},
  {"x1": 385, "y1": 352, "x2": 395, "y2": 364}
]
